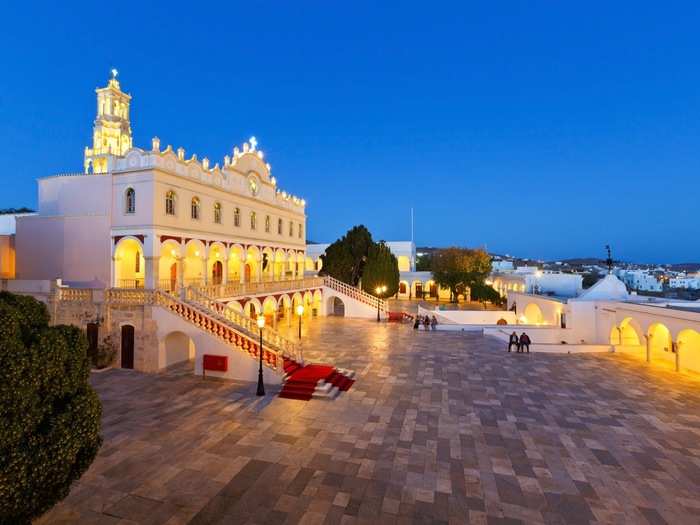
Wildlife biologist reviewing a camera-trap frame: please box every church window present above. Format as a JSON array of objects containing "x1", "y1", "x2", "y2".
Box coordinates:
[
  {"x1": 278, "y1": 218, "x2": 283, "y2": 235},
  {"x1": 298, "y1": 223, "x2": 303, "y2": 239},
  {"x1": 289, "y1": 221, "x2": 293, "y2": 237},
  {"x1": 250, "y1": 211, "x2": 257, "y2": 230},
  {"x1": 234, "y1": 207, "x2": 241, "y2": 227},
  {"x1": 214, "y1": 202, "x2": 222, "y2": 224},
  {"x1": 165, "y1": 191, "x2": 176, "y2": 215},
  {"x1": 125, "y1": 188, "x2": 135, "y2": 214},
  {"x1": 191, "y1": 197, "x2": 200, "y2": 220},
  {"x1": 265, "y1": 215, "x2": 271, "y2": 233}
]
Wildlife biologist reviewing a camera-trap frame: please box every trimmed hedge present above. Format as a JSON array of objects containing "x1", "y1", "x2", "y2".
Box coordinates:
[{"x1": 0, "y1": 292, "x2": 102, "y2": 524}]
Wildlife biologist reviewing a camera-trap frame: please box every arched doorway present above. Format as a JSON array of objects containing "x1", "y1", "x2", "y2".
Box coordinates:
[
  {"x1": 164, "y1": 331, "x2": 195, "y2": 367},
  {"x1": 121, "y1": 325, "x2": 135, "y2": 369},
  {"x1": 328, "y1": 296, "x2": 345, "y2": 316},
  {"x1": 523, "y1": 303, "x2": 544, "y2": 325},
  {"x1": 169, "y1": 263, "x2": 177, "y2": 291},
  {"x1": 212, "y1": 260, "x2": 223, "y2": 285},
  {"x1": 114, "y1": 238, "x2": 145, "y2": 288},
  {"x1": 86, "y1": 322, "x2": 99, "y2": 364},
  {"x1": 244, "y1": 263, "x2": 252, "y2": 283},
  {"x1": 648, "y1": 323, "x2": 672, "y2": 356}
]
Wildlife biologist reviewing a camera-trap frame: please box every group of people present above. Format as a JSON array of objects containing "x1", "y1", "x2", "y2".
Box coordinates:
[
  {"x1": 414, "y1": 315, "x2": 438, "y2": 330},
  {"x1": 508, "y1": 331, "x2": 531, "y2": 353}
]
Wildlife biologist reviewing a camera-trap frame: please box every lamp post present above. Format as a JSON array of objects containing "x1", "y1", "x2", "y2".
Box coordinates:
[
  {"x1": 375, "y1": 285, "x2": 387, "y2": 322},
  {"x1": 256, "y1": 315, "x2": 266, "y2": 396},
  {"x1": 296, "y1": 304, "x2": 304, "y2": 339}
]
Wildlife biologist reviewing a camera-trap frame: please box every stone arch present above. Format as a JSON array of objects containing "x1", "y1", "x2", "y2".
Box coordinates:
[
  {"x1": 245, "y1": 245, "x2": 260, "y2": 283},
  {"x1": 291, "y1": 292, "x2": 303, "y2": 311},
  {"x1": 114, "y1": 237, "x2": 145, "y2": 288},
  {"x1": 184, "y1": 239, "x2": 206, "y2": 285},
  {"x1": 303, "y1": 291, "x2": 313, "y2": 310},
  {"x1": 262, "y1": 296, "x2": 278, "y2": 325},
  {"x1": 207, "y1": 242, "x2": 226, "y2": 284},
  {"x1": 244, "y1": 298, "x2": 262, "y2": 318},
  {"x1": 275, "y1": 249, "x2": 287, "y2": 280},
  {"x1": 523, "y1": 303, "x2": 544, "y2": 325},
  {"x1": 228, "y1": 244, "x2": 245, "y2": 282},
  {"x1": 262, "y1": 246, "x2": 275, "y2": 278},
  {"x1": 226, "y1": 301, "x2": 244, "y2": 315},
  {"x1": 312, "y1": 290, "x2": 323, "y2": 315},
  {"x1": 159, "y1": 239, "x2": 181, "y2": 290},
  {"x1": 647, "y1": 323, "x2": 672, "y2": 355},
  {"x1": 677, "y1": 329, "x2": 700, "y2": 373},
  {"x1": 327, "y1": 295, "x2": 345, "y2": 316},
  {"x1": 398, "y1": 280, "x2": 409, "y2": 296},
  {"x1": 305, "y1": 256, "x2": 316, "y2": 271},
  {"x1": 164, "y1": 331, "x2": 195, "y2": 367}
]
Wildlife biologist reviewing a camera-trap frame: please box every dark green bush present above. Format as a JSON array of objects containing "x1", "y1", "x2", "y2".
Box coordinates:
[{"x1": 0, "y1": 293, "x2": 102, "y2": 524}]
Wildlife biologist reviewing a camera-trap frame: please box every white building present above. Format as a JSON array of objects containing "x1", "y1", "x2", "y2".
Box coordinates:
[
  {"x1": 490, "y1": 268, "x2": 583, "y2": 298},
  {"x1": 669, "y1": 275, "x2": 700, "y2": 290},
  {"x1": 615, "y1": 269, "x2": 662, "y2": 292},
  {"x1": 15, "y1": 73, "x2": 307, "y2": 289}
]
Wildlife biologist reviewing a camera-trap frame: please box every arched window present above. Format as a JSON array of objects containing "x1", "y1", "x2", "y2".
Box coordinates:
[
  {"x1": 289, "y1": 221, "x2": 293, "y2": 237},
  {"x1": 250, "y1": 211, "x2": 257, "y2": 230},
  {"x1": 278, "y1": 218, "x2": 283, "y2": 235},
  {"x1": 125, "y1": 188, "x2": 135, "y2": 214},
  {"x1": 191, "y1": 197, "x2": 200, "y2": 220},
  {"x1": 214, "y1": 202, "x2": 222, "y2": 224},
  {"x1": 265, "y1": 215, "x2": 271, "y2": 233},
  {"x1": 165, "y1": 190, "x2": 176, "y2": 215},
  {"x1": 298, "y1": 223, "x2": 303, "y2": 239},
  {"x1": 234, "y1": 207, "x2": 240, "y2": 227}
]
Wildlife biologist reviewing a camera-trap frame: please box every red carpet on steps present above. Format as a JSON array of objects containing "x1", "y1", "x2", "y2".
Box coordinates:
[{"x1": 279, "y1": 359, "x2": 354, "y2": 401}]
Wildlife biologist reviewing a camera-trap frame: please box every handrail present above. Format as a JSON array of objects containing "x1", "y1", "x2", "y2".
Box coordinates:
[
  {"x1": 186, "y1": 287, "x2": 303, "y2": 363},
  {"x1": 194, "y1": 277, "x2": 324, "y2": 299},
  {"x1": 323, "y1": 276, "x2": 388, "y2": 312}
]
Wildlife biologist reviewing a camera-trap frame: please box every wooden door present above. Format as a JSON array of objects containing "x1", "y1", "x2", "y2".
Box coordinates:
[
  {"x1": 121, "y1": 325, "x2": 134, "y2": 369},
  {"x1": 212, "y1": 261, "x2": 223, "y2": 285},
  {"x1": 244, "y1": 263, "x2": 252, "y2": 283},
  {"x1": 170, "y1": 263, "x2": 177, "y2": 290}
]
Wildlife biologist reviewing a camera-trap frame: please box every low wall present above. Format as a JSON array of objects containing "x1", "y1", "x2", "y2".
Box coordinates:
[{"x1": 418, "y1": 306, "x2": 516, "y2": 325}]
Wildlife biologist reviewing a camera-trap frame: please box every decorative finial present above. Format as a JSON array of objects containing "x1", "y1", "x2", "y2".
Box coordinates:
[
  {"x1": 605, "y1": 245, "x2": 613, "y2": 274},
  {"x1": 249, "y1": 136, "x2": 258, "y2": 150},
  {"x1": 111, "y1": 68, "x2": 118, "y2": 79}
]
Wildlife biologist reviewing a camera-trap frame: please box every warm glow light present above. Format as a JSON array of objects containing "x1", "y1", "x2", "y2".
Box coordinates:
[
  {"x1": 194, "y1": 250, "x2": 200, "y2": 257},
  {"x1": 296, "y1": 304, "x2": 304, "y2": 316},
  {"x1": 170, "y1": 249, "x2": 176, "y2": 257},
  {"x1": 257, "y1": 315, "x2": 265, "y2": 329}
]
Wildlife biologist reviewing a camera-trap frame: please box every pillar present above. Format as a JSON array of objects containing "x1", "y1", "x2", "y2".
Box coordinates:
[
  {"x1": 201, "y1": 257, "x2": 208, "y2": 285},
  {"x1": 645, "y1": 334, "x2": 651, "y2": 363},
  {"x1": 177, "y1": 257, "x2": 184, "y2": 289},
  {"x1": 222, "y1": 256, "x2": 229, "y2": 285},
  {"x1": 268, "y1": 256, "x2": 274, "y2": 281},
  {"x1": 145, "y1": 256, "x2": 159, "y2": 289},
  {"x1": 675, "y1": 341, "x2": 680, "y2": 372},
  {"x1": 111, "y1": 256, "x2": 117, "y2": 287},
  {"x1": 258, "y1": 257, "x2": 264, "y2": 283}
]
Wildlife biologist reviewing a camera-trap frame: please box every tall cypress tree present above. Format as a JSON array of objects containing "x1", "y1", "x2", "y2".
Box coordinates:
[{"x1": 361, "y1": 241, "x2": 400, "y2": 297}]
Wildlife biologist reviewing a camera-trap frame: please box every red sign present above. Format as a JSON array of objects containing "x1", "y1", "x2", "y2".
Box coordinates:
[{"x1": 203, "y1": 354, "x2": 228, "y2": 372}]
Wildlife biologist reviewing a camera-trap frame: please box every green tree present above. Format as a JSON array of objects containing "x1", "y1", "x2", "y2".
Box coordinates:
[
  {"x1": 0, "y1": 292, "x2": 102, "y2": 524},
  {"x1": 361, "y1": 241, "x2": 400, "y2": 297},
  {"x1": 432, "y1": 247, "x2": 492, "y2": 302},
  {"x1": 469, "y1": 282, "x2": 503, "y2": 306},
  {"x1": 416, "y1": 253, "x2": 432, "y2": 271},
  {"x1": 320, "y1": 225, "x2": 373, "y2": 286}
]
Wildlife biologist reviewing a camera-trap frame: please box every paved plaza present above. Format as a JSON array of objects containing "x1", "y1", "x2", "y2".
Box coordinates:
[{"x1": 39, "y1": 317, "x2": 700, "y2": 524}]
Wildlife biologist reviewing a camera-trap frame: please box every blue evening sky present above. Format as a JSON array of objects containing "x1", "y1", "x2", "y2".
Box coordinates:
[{"x1": 1, "y1": 1, "x2": 699, "y2": 263}]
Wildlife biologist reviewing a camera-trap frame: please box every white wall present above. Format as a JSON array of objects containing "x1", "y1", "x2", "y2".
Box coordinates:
[{"x1": 419, "y1": 306, "x2": 516, "y2": 325}]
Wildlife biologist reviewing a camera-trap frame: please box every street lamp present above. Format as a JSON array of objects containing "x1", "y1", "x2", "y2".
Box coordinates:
[
  {"x1": 375, "y1": 285, "x2": 387, "y2": 322},
  {"x1": 296, "y1": 304, "x2": 304, "y2": 339},
  {"x1": 256, "y1": 315, "x2": 266, "y2": 396}
]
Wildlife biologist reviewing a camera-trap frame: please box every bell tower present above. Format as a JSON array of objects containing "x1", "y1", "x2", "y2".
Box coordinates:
[{"x1": 84, "y1": 69, "x2": 133, "y2": 174}]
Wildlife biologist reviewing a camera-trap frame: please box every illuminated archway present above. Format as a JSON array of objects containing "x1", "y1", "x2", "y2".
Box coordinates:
[
  {"x1": 114, "y1": 237, "x2": 144, "y2": 288},
  {"x1": 678, "y1": 329, "x2": 700, "y2": 373},
  {"x1": 262, "y1": 296, "x2": 278, "y2": 326},
  {"x1": 184, "y1": 240, "x2": 205, "y2": 285},
  {"x1": 397, "y1": 255, "x2": 411, "y2": 272},
  {"x1": 244, "y1": 298, "x2": 262, "y2": 318},
  {"x1": 648, "y1": 323, "x2": 672, "y2": 356},
  {"x1": 207, "y1": 242, "x2": 226, "y2": 284},
  {"x1": 245, "y1": 246, "x2": 260, "y2": 283},
  {"x1": 523, "y1": 303, "x2": 544, "y2": 325},
  {"x1": 159, "y1": 239, "x2": 181, "y2": 290},
  {"x1": 228, "y1": 245, "x2": 244, "y2": 283}
]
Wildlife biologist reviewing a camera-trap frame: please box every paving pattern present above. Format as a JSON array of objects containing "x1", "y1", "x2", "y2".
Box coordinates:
[{"x1": 38, "y1": 317, "x2": 700, "y2": 524}]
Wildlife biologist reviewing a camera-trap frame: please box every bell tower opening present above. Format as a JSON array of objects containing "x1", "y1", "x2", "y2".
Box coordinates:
[{"x1": 84, "y1": 69, "x2": 133, "y2": 174}]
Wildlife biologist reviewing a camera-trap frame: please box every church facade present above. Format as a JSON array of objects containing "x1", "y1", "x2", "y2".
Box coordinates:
[{"x1": 16, "y1": 73, "x2": 307, "y2": 289}]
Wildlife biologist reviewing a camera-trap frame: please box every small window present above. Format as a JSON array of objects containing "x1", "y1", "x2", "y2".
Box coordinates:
[
  {"x1": 191, "y1": 197, "x2": 200, "y2": 220},
  {"x1": 134, "y1": 251, "x2": 140, "y2": 273},
  {"x1": 234, "y1": 207, "x2": 240, "y2": 227},
  {"x1": 165, "y1": 190, "x2": 176, "y2": 215},
  {"x1": 214, "y1": 202, "x2": 222, "y2": 224},
  {"x1": 125, "y1": 188, "x2": 135, "y2": 214},
  {"x1": 298, "y1": 223, "x2": 303, "y2": 239},
  {"x1": 278, "y1": 218, "x2": 283, "y2": 235},
  {"x1": 289, "y1": 221, "x2": 293, "y2": 237},
  {"x1": 250, "y1": 211, "x2": 257, "y2": 230},
  {"x1": 265, "y1": 215, "x2": 271, "y2": 233}
]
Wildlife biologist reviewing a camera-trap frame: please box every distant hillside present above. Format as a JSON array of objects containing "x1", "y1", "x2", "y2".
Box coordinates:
[{"x1": 668, "y1": 263, "x2": 700, "y2": 272}]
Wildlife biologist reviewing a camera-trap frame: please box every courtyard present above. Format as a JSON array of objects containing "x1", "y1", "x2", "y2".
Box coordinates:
[{"x1": 39, "y1": 317, "x2": 700, "y2": 525}]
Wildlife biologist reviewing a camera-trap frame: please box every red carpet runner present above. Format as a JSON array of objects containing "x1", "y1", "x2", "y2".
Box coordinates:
[{"x1": 280, "y1": 358, "x2": 354, "y2": 400}]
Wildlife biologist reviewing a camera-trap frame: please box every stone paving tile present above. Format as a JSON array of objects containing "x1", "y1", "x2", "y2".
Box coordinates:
[{"x1": 36, "y1": 317, "x2": 700, "y2": 524}]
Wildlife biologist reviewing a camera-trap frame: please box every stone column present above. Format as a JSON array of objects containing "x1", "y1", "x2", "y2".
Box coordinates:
[
  {"x1": 222, "y1": 256, "x2": 229, "y2": 285},
  {"x1": 258, "y1": 257, "x2": 264, "y2": 283},
  {"x1": 145, "y1": 256, "x2": 159, "y2": 289},
  {"x1": 111, "y1": 255, "x2": 117, "y2": 287},
  {"x1": 269, "y1": 257, "x2": 275, "y2": 281},
  {"x1": 201, "y1": 257, "x2": 208, "y2": 285},
  {"x1": 177, "y1": 257, "x2": 184, "y2": 289}
]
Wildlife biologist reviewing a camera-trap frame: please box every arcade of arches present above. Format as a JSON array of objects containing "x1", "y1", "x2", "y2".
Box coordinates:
[
  {"x1": 113, "y1": 237, "x2": 305, "y2": 289},
  {"x1": 609, "y1": 317, "x2": 700, "y2": 374}
]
